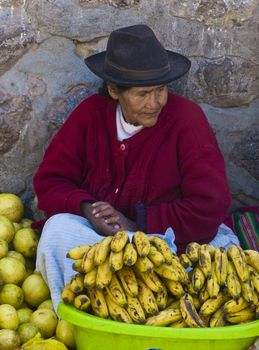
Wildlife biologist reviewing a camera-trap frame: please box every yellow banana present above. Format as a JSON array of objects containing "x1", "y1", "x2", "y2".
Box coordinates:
[
  {"x1": 149, "y1": 236, "x2": 174, "y2": 264},
  {"x1": 132, "y1": 231, "x2": 150, "y2": 257},
  {"x1": 69, "y1": 273, "x2": 84, "y2": 294},
  {"x1": 148, "y1": 245, "x2": 165, "y2": 267},
  {"x1": 199, "y1": 292, "x2": 229, "y2": 316},
  {"x1": 110, "y1": 230, "x2": 129, "y2": 253},
  {"x1": 134, "y1": 268, "x2": 164, "y2": 293},
  {"x1": 206, "y1": 262, "x2": 220, "y2": 299},
  {"x1": 61, "y1": 283, "x2": 75, "y2": 304},
  {"x1": 171, "y1": 258, "x2": 189, "y2": 283},
  {"x1": 126, "y1": 294, "x2": 146, "y2": 324},
  {"x1": 109, "y1": 250, "x2": 124, "y2": 272},
  {"x1": 73, "y1": 294, "x2": 91, "y2": 311},
  {"x1": 192, "y1": 295, "x2": 201, "y2": 310},
  {"x1": 169, "y1": 318, "x2": 188, "y2": 328},
  {"x1": 87, "y1": 287, "x2": 109, "y2": 319},
  {"x1": 117, "y1": 266, "x2": 138, "y2": 297},
  {"x1": 72, "y1": 258, "x2": 84, "y2": 273},
  {"x1": 179, "y1": 253, "x2": 193, "y2": 269},
  {"x1": 199, "y1": 283, "x2": 210, "y2": 305},
  {"x1": 145, "y1": 307, "x2": 182, "y2": 326},
  {"x1": 84, "y1": 266, "x2": 97, "y2": 289},
  {"x1": 137, "y1": 278, "x2": 159, "y2": 316},
  {"x1": 185, "y1": 242, "x2": 200, "y2": 264},
  {"x1": 94, "y1": 236, "x2": 113, "y2": 266},
  {"x1": 96, "y1": 256, "x2": 113, "y2": 290},
  {"x1": 225, "y1": 306, "x2": 255, "y2": 324},
  {"x1": 192, "y1": 266, "x2": 206, "y2": 292},
  {"x1": 105, "y1": 274, "x2": 127, "y2": 307},
  {"x1": 66, "y1": 244, "x2": 92, "y2": 260},
  {"x1": 198, "y1": 244, "x2": 212, "y2": 278},
  {"x1": 214, "y1": 247, "x2": 228, "y2": 286},
  {"x1": 163, "y1": 278, "x2": 185, "y2": 298},
  {"x1": 209, "y1": 306, "x2": 226, "y2": 327},
  {"x1": 249, "y1": 266, "x2": 259, "y2": 294},
  {"x1": 244, "y1": 249, "x2": 259, "y2": 273},
  {"x1": 226, "y1": 261, "x2": 242, "y2": 300},
  {"x1": 134, "y1": 255, "x2": 154, "y2": 273},
  {"x1": 228, "y1": 245, "x2": 249, "y2": 282},
  {"x1": 123, "y1": 242, "x2": 138, "y2": 266},
  {"x1": 154, "y1": 264, "x2": 181, "y2": 282},
  {"x1": 82, "y1": 244, "x2": 97, "y2": 273},
  {"x1": 179, "y1": 293, "x2": 205, "y2": 328},
  {"x1": 203, "y1": 244, "x2": 216, "y2": 258},
  {"x1": 223, "y1": 297, "x2": 250, "y2": 313},
  {"x1": 155, "y1": 281, "x2": 168, "y2": 311},
  {"x1": 185, "y1": 273, "x2": 198, "y2": 297},
  {"x1": 105, "y1": 293, "x2": 133, "y2": 323},
  {"x1": 241, "y1": 279, "x2": 255, "y2": 304}
]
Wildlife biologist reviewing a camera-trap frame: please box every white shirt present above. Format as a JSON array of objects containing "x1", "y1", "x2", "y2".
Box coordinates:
[{"x1": 116, "y1": 104, "x2": 143, "y2": 141}]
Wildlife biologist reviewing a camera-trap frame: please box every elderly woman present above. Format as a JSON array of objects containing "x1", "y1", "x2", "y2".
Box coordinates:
[{"x1": 33, "y1": 24, "x2": 238, "y2": 309}]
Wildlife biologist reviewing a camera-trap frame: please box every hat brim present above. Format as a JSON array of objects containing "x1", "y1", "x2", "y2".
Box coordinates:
[{"x1": 84, "y1": 50, "x2": 191, "y2": 86}]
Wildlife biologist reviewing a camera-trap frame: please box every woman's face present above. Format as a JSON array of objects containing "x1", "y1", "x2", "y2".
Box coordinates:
[{"x1": 108, "y1": 83, "x2": 168, "y2": 127}]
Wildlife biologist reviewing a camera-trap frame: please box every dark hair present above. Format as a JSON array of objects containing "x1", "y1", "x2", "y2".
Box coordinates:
[{"x1": 98, "y1": 81, "x2": 131, "y2": 97}]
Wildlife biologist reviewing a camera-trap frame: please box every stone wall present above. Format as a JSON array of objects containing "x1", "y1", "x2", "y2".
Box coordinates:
[{"x1": 0, "y1": 0, "x2": 258, "y2": 218}]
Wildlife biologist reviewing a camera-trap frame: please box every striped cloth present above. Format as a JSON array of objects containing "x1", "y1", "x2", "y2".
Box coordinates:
[{"x1": 232, "y1": 211, "x2": 259, "y2": 251}]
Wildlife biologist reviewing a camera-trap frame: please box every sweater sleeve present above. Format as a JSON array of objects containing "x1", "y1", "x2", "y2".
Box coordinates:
[
  {"x1": 145, "y1": 105, "x2": 232, "y2": 253},
  {"x1": 33, "y1": 101, "x2": 96, "y2": 217}
]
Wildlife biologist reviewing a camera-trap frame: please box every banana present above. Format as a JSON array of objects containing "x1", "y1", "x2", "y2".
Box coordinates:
[
  {"x1": 206, "y1": 262, "x2": 220, "y2": 299},
  {"x1": 66, "y1": 244, "x2": 92, "y2": 260},
  {"x1": 199, "y1": 283, "x2": 210, "y2": 305},
  {"x1": 214, "y1": 247, "x2": 228, "y2": 286},
  {"x1": 199, "y1": 292, "x2": 229, "y2": 316},
  {"x1": 126, "y1": 294, "x2": 146, "y2": 324},
  {"x1": 109, "y1": 250, "x2": 124, "y2": 272},
  {"x1": 61, "y1": 283, "x2": 75, "y2": 304},
  {"x1": 94, "y1": 236, "x2": 113, "y2": 266},
  {"x1": 73, "y1": 294, "x2": 91, "y2": 311},
  {"x1": 82, "y1": 244, "x2": 97, "y2": 273},
  {"x1": 167, "y1": 299, "x2": 180, "y2": 309},
  {"x1": 145, "y1": 307, "x2": 182, "y2": 326},
  {"x1": 223, "y1": 297, "x2": 250, "y2": 313},
  {"x1": 148, "y1": 245, "x2": 165, "y2": 267},
  {"x1": 185, "y1": 242, "x2": 200, "y2": 264},
  {"x1": 72, "y1": 258, "x2": 84, "y2": 273},
  {"x1": 69, "y1": 273, "x2": 84, "y2": 294},
  {"x1": 132, "y1": 231, "x2": 150, "y2": 257},
  {"x1": 87, "y1": 287, "x2": 109, "y2": 319},
  {"x1": 209, "y1": 306, "x2": 226, "y2": 327},
  {"x1": 198, "y1": 244, "x2": 212, "y2": 278},
  {"x1": 244, "y1": 250, "x2": 259, "y2": 273},
  {"x1": 134, "y1": 268, "x2": 164, "y2": 293},
  {"x1": 105, "y1": 274, "x2": 127, "y2": 308},
  {"x1": 137, "y1": 278, "x2": 159, "y2": 316},
  {"x1": 179, "y1": 253, "x2": 193, "y2": 269},
  {"x1": 226, "y1": 261, "x2": 242, "y2": 300},
  {"x1": 117, "y1": 266, "x2": 138, "y2": 297},
  {"x1": 96, "y1": 256, "x2": 113, "y2": 290},
  {"x1": 171, "y1": 258, "x2": 189, "y2": 283},
  {"x1": 225, "y1": 306, "x2": 255, "y2": 324},
  {"x1": 185, "y1": 273, "x2": 198, "y2": 297},
  {"x1": 203, "y1": 244, "x2": 216, "y2": 259},
  {"x1": 155, "y1": 281, "x2": 168, "y2": 311},
  {"x1": 192, "y1": 295, "x2": 201, "y2": 310},
  {"x1": 154, "y1": 264, "x2": 181, "y2": 282},
  {"x1": 179, "y1": 293, "x2": 205, "y2": 328},
  {"x1": 249, "y1": 266, "x2": 259, "y2": 294},
  {"x1": 192, "y1": 266, "x2": 206, "y2": 292},
  {"x1": 169, "y1": 318, "x2": 188, "y2": 328},
  {"x1": 134, "y1": 255, "x2": 154, "y2": 273},
  {"x1": 228, "y1": 245, "x2": 249, "y2": 282},
  {"x1": 110, "y1": 230, "x2": 129, "y2": 253},
  {"x1": 163, "y1": 278, "x2": 185, "y2": 298},
  {"x1": 149, "y1": 236, "x2": 174, "y2": 265},
  {"x1": 105, "y1": 293, "x2": 133, "y2": 323},
  {"x1": 84, "y1": 267, "x2": 97, "y2": 289},
  {"x1": 241, "y1": 278, "x2": 255, "y2": 304},
  {"x1": 123, "y1": 243, "x2": 138, "y2": 266}
]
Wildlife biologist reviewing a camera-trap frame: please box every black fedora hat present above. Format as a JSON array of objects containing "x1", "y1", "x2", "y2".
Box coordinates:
[{"x1": 84, "y1": 24, "x2": 191, "y2": 86}]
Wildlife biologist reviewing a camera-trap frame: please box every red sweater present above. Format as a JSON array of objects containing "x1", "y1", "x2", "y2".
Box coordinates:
[{"x1": 33, "y1": 92, "x2": 231, "y2": 252}]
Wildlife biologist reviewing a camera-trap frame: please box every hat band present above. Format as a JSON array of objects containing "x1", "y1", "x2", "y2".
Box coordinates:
[{"x1": 105, "y1": 58, "x2": 170, "y2": 80}]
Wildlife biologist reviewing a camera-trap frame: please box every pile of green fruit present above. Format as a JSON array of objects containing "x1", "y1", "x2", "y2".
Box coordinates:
[
  {"x1": 0, "y1": 193, "x2": 76, "y2": 350},
  {"x1": 63, "y1": 230, "x2": 259, "y2": 328}
]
